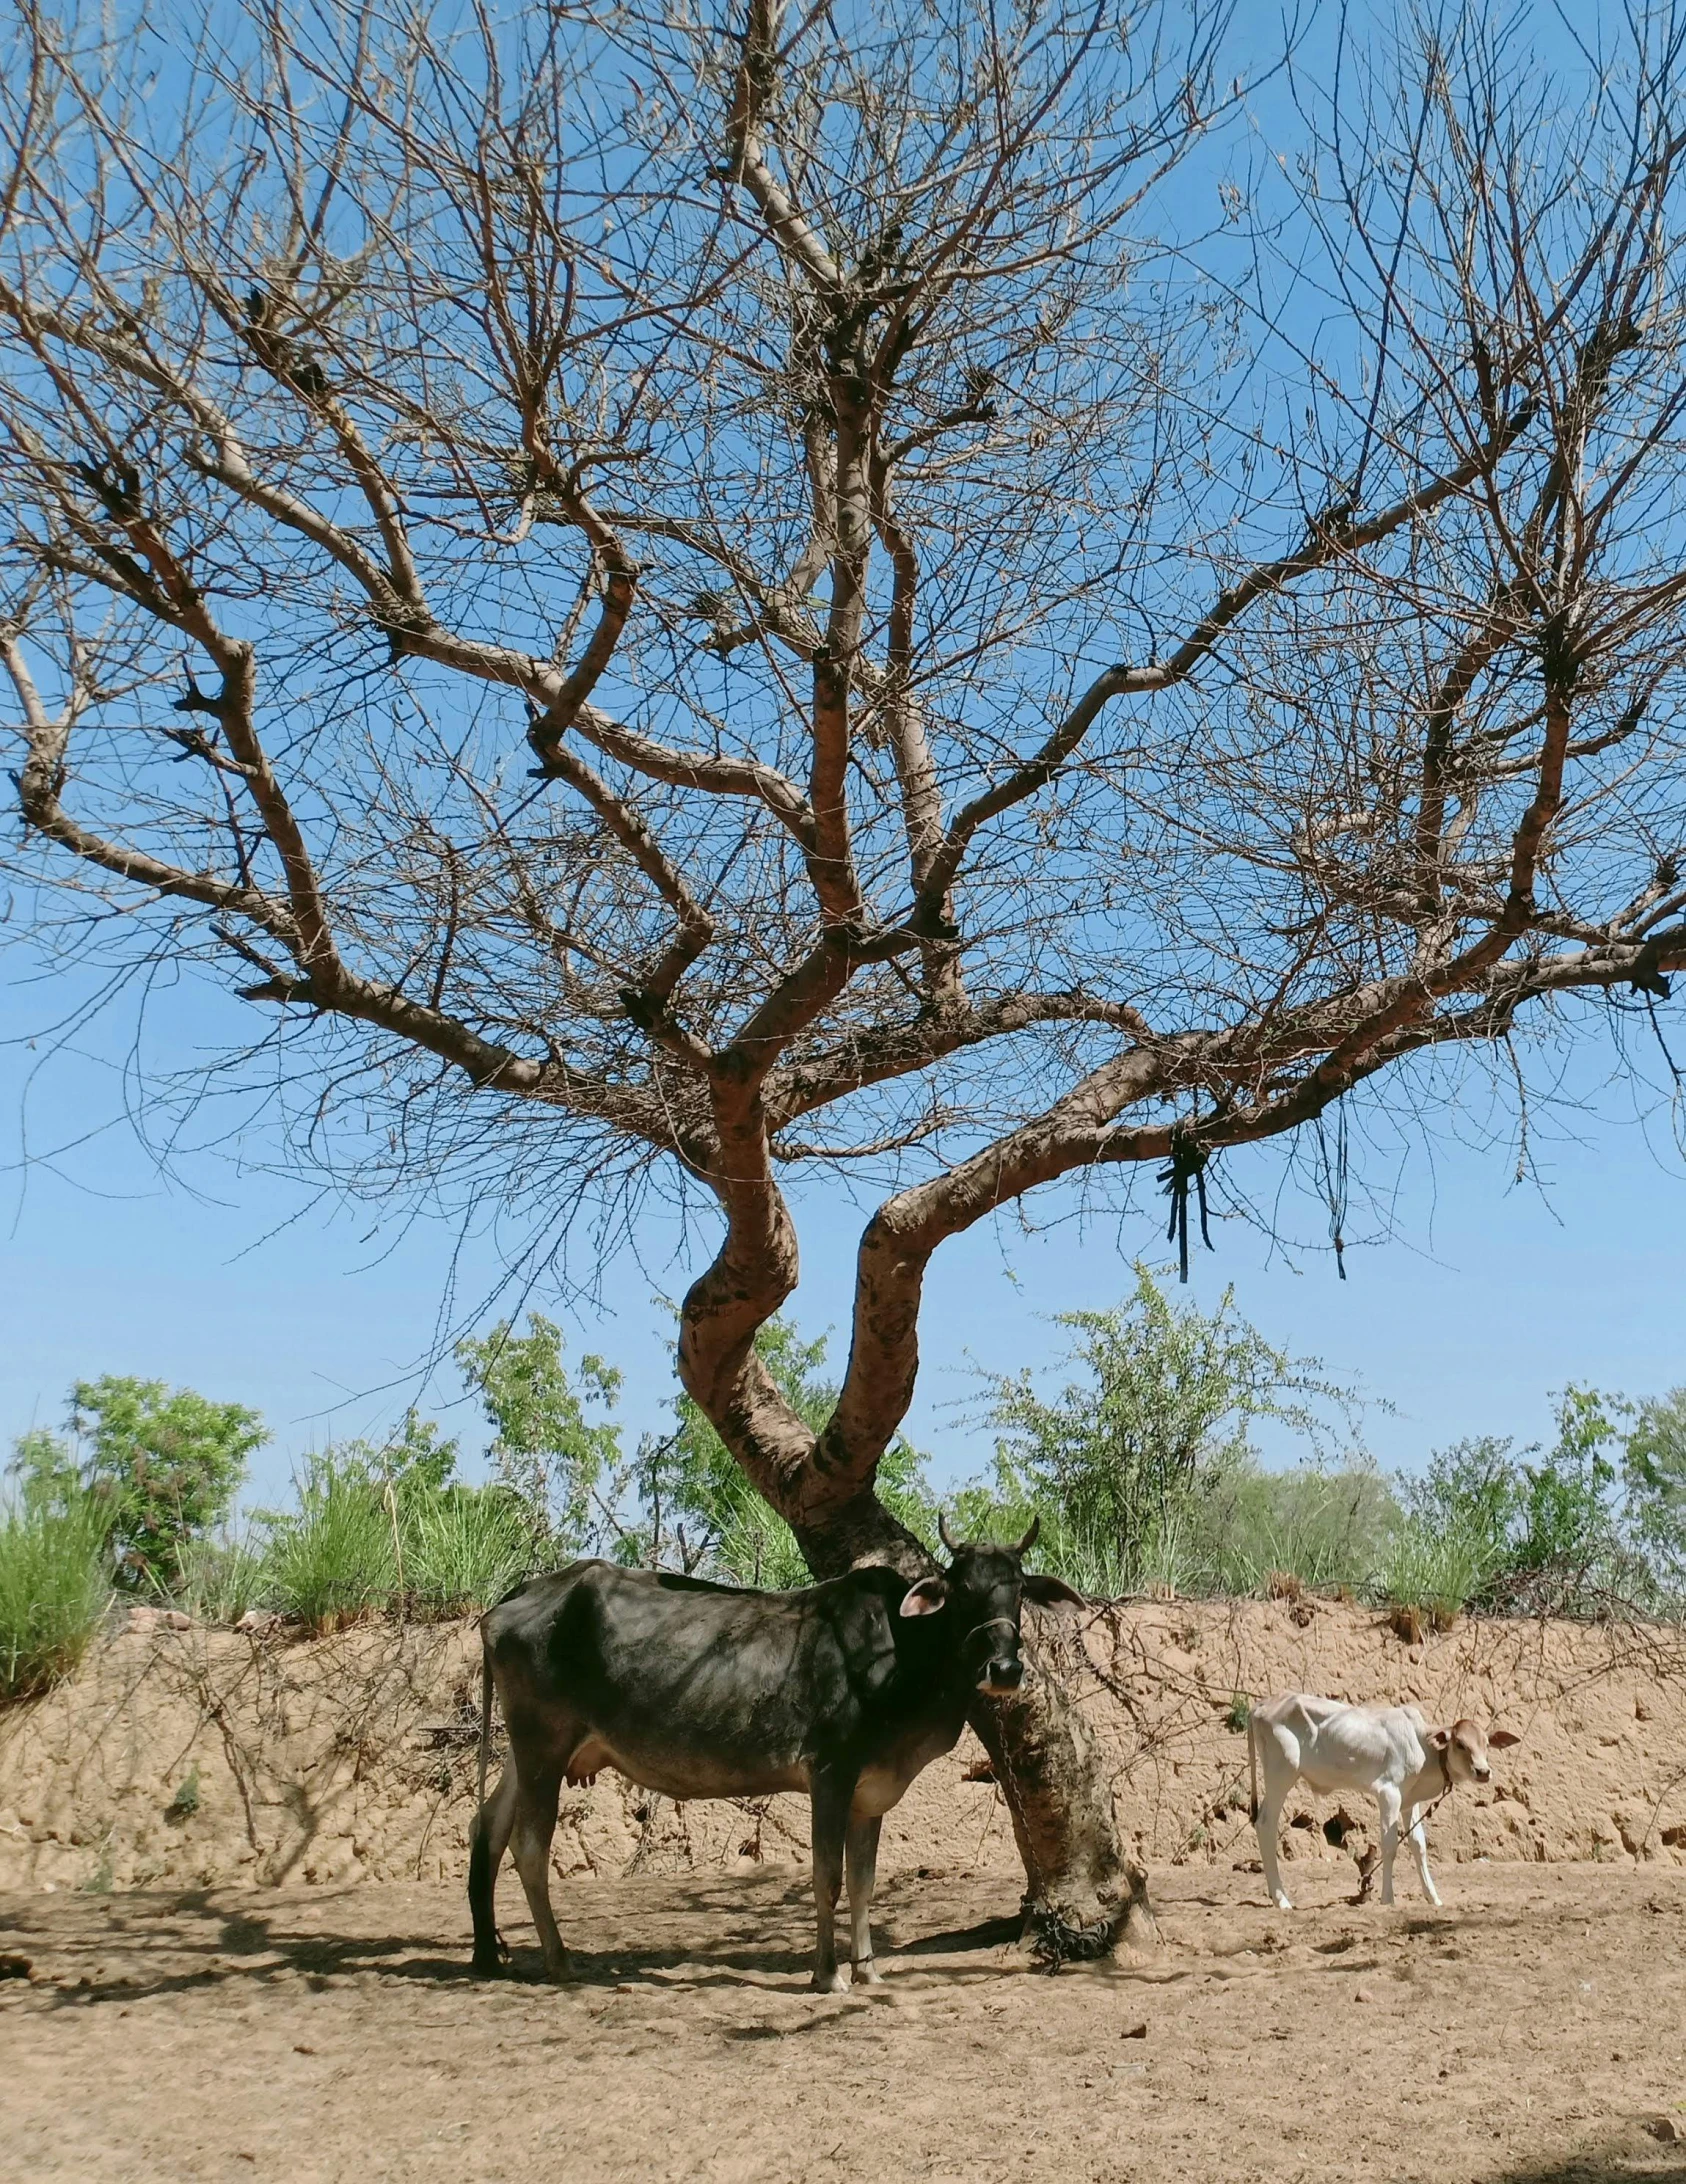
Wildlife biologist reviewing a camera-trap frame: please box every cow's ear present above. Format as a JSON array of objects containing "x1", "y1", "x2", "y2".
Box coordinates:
[
  {"x1": 1428, "y1": 1727, "x2": 1451, "y2": 1750},
  {"x1": 899, "y1": 1576, "x2": 949, "y2": 1618},
  {"x1": 1022, "y1": 1572, "x2": 1088, "y2": 1609},
  {"x1": 1487, "y1": 1728, "x2": 1522, "y2": 1749}
]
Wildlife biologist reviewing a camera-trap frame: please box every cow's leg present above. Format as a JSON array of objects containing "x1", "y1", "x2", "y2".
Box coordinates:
[
  {"x1": 846, "y1": 1814, "x2": 884, "y2": 1986},
  {"x1": 1375, "y1": 1783, "x2": 1403, "y2": 1905},
  {"x1": 508, "y1": 1761, "x2": 569, "y2": 1982},
  {"x1": 1405, "y1": 1803, "x2": 1441, "y2": 1905},
  {"x1": 468, "y1": 1763, "x2": 519, "y2": 1976},
  {"x1": 809, "y1": 1769, "x2": 854, "y2": 1994}
]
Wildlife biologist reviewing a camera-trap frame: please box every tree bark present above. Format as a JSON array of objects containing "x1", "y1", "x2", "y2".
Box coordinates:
[{"x1": 970, "y1": 1607, "x2": 1155, "y2": 1965}]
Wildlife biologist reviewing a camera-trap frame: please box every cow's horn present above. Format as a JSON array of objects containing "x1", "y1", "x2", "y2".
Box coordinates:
[
  {"x1": 1015, "y1": 1514, "x2": 1040, "y2": 1556},
  {"x1": 937, "y1": 1510, "x2": 960, "y2": 1555}
]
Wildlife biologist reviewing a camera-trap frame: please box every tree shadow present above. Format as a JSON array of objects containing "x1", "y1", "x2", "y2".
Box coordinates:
[
  {"x1": 889, "y1": 1910, "x2": 1021, "y2": 1955},
  {"x1": 1489, "y1": 2136, "x2": 1686, "y2": 2182}
]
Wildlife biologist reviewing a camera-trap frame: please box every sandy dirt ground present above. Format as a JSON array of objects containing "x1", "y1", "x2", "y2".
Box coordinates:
[{"x1": 6, "y1": 1860, "x2": 1686, "y2": 2184}]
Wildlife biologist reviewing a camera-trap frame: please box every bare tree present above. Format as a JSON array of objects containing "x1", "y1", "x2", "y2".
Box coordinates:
[{"x1": 3, "y1": 0, "x2": 1686, "y2": 1950}]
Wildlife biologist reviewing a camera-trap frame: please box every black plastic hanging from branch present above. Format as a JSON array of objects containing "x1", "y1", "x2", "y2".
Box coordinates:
[
  {"x1": 1157, "y1": 1124, "x2": 1212, "y2": 1284},
  {"x1": 1315, "y1": 1099, "x2": 1350, "y2": 1281}
]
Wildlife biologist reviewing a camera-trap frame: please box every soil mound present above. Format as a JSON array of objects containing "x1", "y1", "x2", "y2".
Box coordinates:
[{"x1": 2, "y1": 1595, "x2": 1683, "y2": 1897}]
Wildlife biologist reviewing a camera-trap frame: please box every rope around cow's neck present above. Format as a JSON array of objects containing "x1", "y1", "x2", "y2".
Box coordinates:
[{"x1": 1415, "y1": 1738, "x2": 1457, "y2": 1831}]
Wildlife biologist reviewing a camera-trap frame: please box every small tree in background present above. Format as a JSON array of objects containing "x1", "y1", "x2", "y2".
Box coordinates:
[
  {"x1": 11, "y1": 1377, "x2": 266, "y2": 1594},
  {"x1": 975, "y1": 1266, "x2": 1366, "y2": 1594},
  {"x1": 455, "y1": 1316, "x2": 622, "y2": 1553},
  {"x1": 1625, "y1": 1388, "x2": 1686, "y2": 1594}
]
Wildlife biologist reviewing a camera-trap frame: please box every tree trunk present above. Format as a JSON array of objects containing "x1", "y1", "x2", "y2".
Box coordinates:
[
  {"x1": 969, "y1": 1605, "x2": 1155, "y2": 1965},
  {"x1": 798, "y1": 1492, "x2": 1153, "y2": 1964}
]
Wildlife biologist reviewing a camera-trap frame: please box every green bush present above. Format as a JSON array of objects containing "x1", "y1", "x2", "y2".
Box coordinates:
[
  {"x1": 172, "y1": 1528, "x2": 273, "y2": 1624},
  {"x1": 0, "y1": 1480, "x2": 111, "y2": 1702},
  {"x1": 1624, "y1": 1386, "x2": 1686, "y2": 1598},
  {"x1": 970, "y1": 1268, "x2": 1368, "y2": 1596},
  {"x1": 1375, "y1": 1516, "x2": 1496, "y2": 1633},
  {"x1": 10, "y1": 1378, "x2": 266, "y2": 1595},
  {"x1": 456, "y1": 1317, "x2": 620, "y2": 1553},
  {"x1": 260, "y1": 1454, "x2": 396, "y2": 1632},
  {"x1": 1398, "y1": 1394, "x2": 1632, "y2": 1619},
  {"x1": 401, "y1": 1486, "x2": 531, "y2": 1614},
  {"x1": 1195, "y1": 1462, "x2": 1402, "y2": 1598}
]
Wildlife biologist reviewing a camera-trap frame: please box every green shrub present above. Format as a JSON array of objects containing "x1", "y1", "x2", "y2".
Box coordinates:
[
  {"x1": 1623, "y1": 1385, "x2": 1686, "y2": 1601},
  {"x1": 456, "y1": 1317, "x2": 620, "y2": 1553},
  {"x1": 171, "y1": 1528, "x2": 272, "y2": 1624},
  {"x1": 1375, "y1": 1516, "x2": 1495, "y2": 1633},
  {"x1": 260, "y1": 1455, "x2": 396, "y2": 1632},
  {"x1": 974, "y1": 1266, "x2": 1367, "y2": 1596},
  {"x1": 1195, "y1": 1463, "x2": 1402, "y2": 1598},
  {"x1": 0, "y1": 1480, "x2": 110, "y2": 1702},
  {"x1": 10, "y1": 1382, "x2": 266, "y2": 1596},
  {"x1": 401, "y1": 1487, "x2": 532, "y2": 1614}
]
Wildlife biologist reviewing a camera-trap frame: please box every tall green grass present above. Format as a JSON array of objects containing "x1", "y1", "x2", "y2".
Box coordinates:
[
  {"x1": 255, "y1": 1460, "x2": 534, "y2": 1628},
  {"x1": 401, "y1": 1487, "x2": 532, "y2": 1614},
  {"x1": 1374, "y1": 1517, "x2": 1495, "y2": 1633},
  {"x1": 1194, "y1": 1464, "x2": 1402, "y2": 1598},
  {"x1": 170, "y1": 1528, "x2": 273, "y2": 1624},
  {"x1": 0, "y1": 1485, "x2": 110, "y2": 1702},
  {"x1": 260, "y1": 1456, "x2": 396, "y2": 1633}
]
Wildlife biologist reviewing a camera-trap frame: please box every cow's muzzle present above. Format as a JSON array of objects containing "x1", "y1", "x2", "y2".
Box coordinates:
[{"x1": 980, "y1": 1656, "x2": 1024, "y2": 1694}]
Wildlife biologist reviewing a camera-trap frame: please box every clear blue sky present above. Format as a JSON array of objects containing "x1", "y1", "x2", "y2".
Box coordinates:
[
  {"x1": 2, "y1": 971, "x2": 1681, "y2": 1505},
  {"x1": 2, "y1": 3, "x2": 1682, "y2": 1506}
]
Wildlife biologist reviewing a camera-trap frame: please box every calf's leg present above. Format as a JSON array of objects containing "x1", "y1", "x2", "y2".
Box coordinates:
[
  {"x1": 1254, "y1": 1787, "x2": 1294, "y2": 1911},
  {"x1": 1251, "y1": 1724, "x2": 1297, "y2": 1910},
  {"x1": 846, "y1": 1814, "x2": 884, "y2": 1985},
  {"x1": 1375, "y1": 1783, "x2": 1402, "y2": 1905},
  {"x1": 1405, "y1": 1802, "x2": 1440, "y2": 1905},
  {"x1": 468, "y1": 1764, "x2": 519, "y2": 1976},
  {"x1": 809, "y1": 1769, "x2": 854, "y2": 1994}
]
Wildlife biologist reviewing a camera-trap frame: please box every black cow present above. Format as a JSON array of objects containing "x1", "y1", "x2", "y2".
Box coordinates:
[{"x1": 467, "y1": 1515, "x2": 1083, "y2": 1991}]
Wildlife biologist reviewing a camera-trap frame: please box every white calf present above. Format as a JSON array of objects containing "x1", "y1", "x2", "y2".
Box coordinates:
[{"x1": 1247, "y1": 1692, "x2": 1518, "y2": 1910}]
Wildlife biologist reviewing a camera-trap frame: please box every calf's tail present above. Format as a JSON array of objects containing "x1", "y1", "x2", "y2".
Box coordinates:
[{"x1": 1247, "y1": 1704, "x2": 1259, "y2": 1825}]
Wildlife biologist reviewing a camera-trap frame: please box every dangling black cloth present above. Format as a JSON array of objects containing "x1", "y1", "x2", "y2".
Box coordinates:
[{"x1": 1157, "y1": 1126, "x2": 1213, "y2": 1283}]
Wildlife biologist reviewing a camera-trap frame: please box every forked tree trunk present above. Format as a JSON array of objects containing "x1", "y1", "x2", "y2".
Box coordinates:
[{"x1": 797, "y1": 1492, "x2": 1153, "y2": 1963}]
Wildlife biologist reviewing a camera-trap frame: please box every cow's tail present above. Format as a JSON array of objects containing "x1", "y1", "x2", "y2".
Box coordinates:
[
  {"x1": 475, "y1": 1633, "x2": 494, "y2": 1817},
  {"x1": 467, "y1": 1624, "x2": 503, "y2": 1976}
]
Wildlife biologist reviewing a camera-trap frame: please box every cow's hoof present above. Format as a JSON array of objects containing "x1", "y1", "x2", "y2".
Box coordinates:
[
  {"x1": 471, "y1": 1951, "x2": 505, "y2": 1980},
  {"x1": 1272, "y1": 1892, "x2": 1294, "y2": 1912},
  {"x1": 812, "y1": 1969, "x2": 850, "y2": 1994},
  {"x1": 852, "y1": 1960, "x2": 885, "y2": 1987}
]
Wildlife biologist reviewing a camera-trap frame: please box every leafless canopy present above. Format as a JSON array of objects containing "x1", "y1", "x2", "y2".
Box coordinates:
[{"x1": 3, "y1": 0, "x2": 1686, "y2": 1566}]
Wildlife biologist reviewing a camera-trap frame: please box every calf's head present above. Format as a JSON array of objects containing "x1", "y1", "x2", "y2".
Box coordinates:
[
  {"x1": 1430, "y1": 1718, "x2": 1522, "y2": 1785},
  {"x1": 897, "y1": 1513, "x2": 1086, "y2": 1696}
]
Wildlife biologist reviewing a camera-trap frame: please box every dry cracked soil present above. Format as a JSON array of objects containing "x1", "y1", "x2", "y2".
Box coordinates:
[{"x1": 5, "y1": 1860, "x2": 1686, "y2": 2183}]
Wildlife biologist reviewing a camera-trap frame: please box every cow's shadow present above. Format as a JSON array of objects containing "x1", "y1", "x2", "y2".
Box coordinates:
[{"x1": 3, "y1": 1873, "x2": 1027, "y2": 2011}]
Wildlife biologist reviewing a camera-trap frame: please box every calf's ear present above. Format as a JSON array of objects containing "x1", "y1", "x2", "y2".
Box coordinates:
[
  {"x1": 899, "y1": 1576, "x2": 949, "y2": 1618},
  {"x1": 1428, "y1": 1727, "x2": 1451, "y2": 1750},
  {"x1": 1022, "y1": 1572, "x2": 1088, "y2": 1609},
  {"x1": 1487, "y1": 1728, "x2": 1522, "y2": 1749}
]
